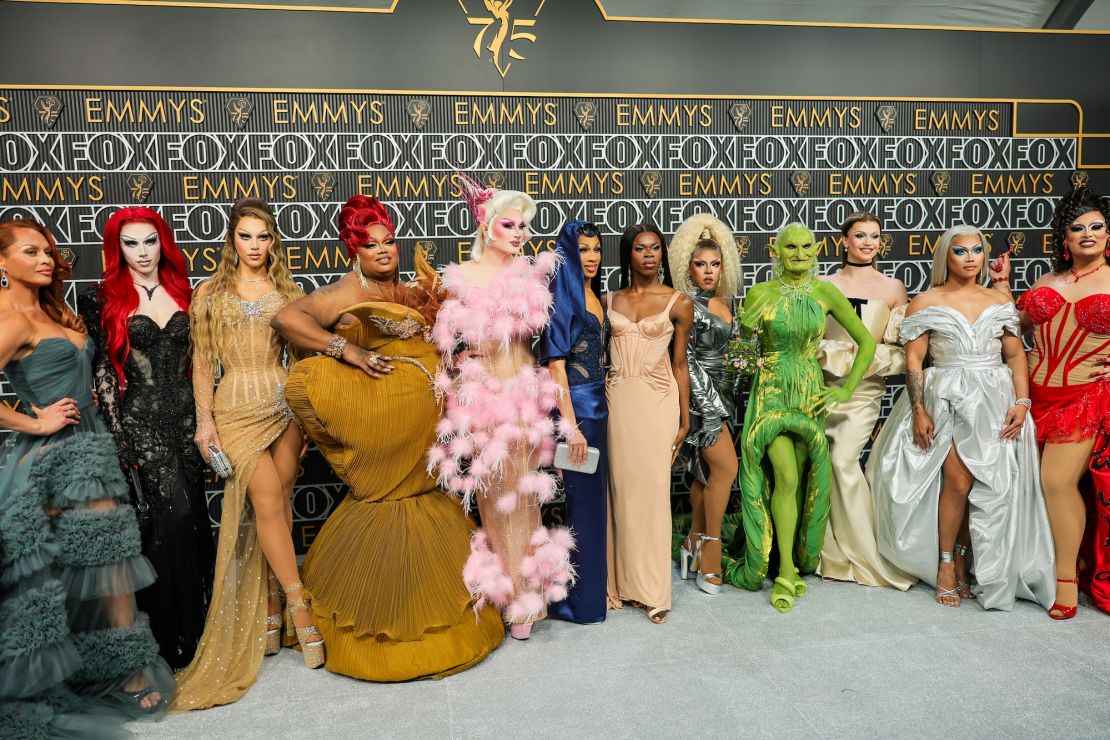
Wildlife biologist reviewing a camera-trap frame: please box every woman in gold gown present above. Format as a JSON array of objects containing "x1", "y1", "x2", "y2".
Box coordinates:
[
  {"x1": 271, "y1": 195, "x2": 503, "y2": 679},
  {"x1": 816, "y1": 212, "x2": 915, "y2": 589},
  {"x1": 173, "y1": 199, "x2": 316, "y2": 712}
]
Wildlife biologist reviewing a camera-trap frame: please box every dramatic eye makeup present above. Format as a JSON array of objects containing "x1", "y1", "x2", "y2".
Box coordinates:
[
  {"x1": 1069, "y1": 222, "x2": 1106, "y2": 232},
  {"x1": 853, "y1": 231, "x2": 880, "y2": 240},
  {"x1": 122, "y1": 233, "x2": 158, "y2": 248}
]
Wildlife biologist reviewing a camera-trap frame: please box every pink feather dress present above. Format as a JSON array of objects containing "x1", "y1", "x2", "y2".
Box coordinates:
[{"x1": 430, "y1": 252, "x2": 577, "y2": 625}]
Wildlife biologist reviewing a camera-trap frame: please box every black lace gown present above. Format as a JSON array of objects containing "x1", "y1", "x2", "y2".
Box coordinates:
[{"x1": 79, "y1": 292, "x2": 216, "y2": 671}]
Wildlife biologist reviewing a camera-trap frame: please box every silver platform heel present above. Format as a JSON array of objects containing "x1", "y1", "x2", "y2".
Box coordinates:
[
  {"x1": 693, "y1": 535, "x2": 722, "y2": 595},
  {"x1": 679, "y1": 531, "x2": 704, "y2": 580}
]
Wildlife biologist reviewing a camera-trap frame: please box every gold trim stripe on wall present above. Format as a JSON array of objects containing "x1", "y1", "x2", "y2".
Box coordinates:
[
  {"x1": 4, "y1": 0, "x2": 397, "y2": 13},
  {"x1": 591, "y1": 0, "x2": 1110, "y2": 35}
]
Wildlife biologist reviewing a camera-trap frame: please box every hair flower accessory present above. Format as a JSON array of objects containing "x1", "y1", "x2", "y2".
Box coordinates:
[{"x1": 455, "y1": 171, "x2": 499, "y2": 223}]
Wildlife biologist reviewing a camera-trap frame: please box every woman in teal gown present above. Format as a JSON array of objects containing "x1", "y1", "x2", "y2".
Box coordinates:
[{"x1": 0, "y1": 220, "x2": 174, "y2": 737}]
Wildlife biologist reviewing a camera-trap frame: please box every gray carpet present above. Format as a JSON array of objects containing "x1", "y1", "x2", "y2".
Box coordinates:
[{"x1": 131, "y1": 571, "x2": 1110, "y2": 739}]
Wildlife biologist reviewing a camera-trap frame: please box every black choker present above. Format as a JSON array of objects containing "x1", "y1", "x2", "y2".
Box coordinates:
[{"x1": 845, "y1": 260, "x2": 874, "y2": 267}]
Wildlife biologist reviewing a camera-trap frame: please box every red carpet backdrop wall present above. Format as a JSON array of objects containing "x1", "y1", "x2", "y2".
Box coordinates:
[{"x1": 1, "y1": 0, "x2": 1108, "y2": 553}]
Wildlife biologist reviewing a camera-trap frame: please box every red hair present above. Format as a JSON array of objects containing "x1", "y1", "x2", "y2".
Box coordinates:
[
  {"x1": 0, "y1": 219, "x2": 85, "y2": 333},
  {"x1": 338, "y1": 195, "x2": 395, "y2": 259},
  {"x1": 99, "y1": 208, "x2": 192, "y2": 392}
]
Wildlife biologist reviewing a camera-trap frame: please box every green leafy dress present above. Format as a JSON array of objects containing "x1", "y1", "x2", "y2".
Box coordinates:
[{"x1": 723, "y1": 287, "x2": 832, "y2": 590}]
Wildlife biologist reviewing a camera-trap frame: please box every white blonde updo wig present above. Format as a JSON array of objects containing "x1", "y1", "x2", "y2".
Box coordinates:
[
  {"x1": 668, "y1": 212, "x2": 743, "y2": 299},
  {"x1": 930, "y1": 224, "x2": 991, "y2": 287},
  {"x1": 471, "y1": 189, "x2": 537, "y2": 262}
]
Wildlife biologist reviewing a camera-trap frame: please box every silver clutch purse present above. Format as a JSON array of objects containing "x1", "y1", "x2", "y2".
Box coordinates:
[
  {"x1": 208, "y1": 443, "x2": 234, "y2": 478},
  {"x1": 554, "y1": 442, "x2": 600, "y2": 475}
]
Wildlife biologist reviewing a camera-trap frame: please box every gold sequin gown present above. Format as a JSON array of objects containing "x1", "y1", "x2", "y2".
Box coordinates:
[
  {"x1": 173, "y1": 287, "x2": 299, "y2": 711},
  {"x1": 284, "y1": 301, "x2": 503, "y2": 680}
]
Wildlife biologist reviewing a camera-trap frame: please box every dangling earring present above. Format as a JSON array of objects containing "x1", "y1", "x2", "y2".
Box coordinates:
[
  {"x1": 808, "y1": 260, "x2": 819, "y2": 281},
  {"x1": 1104, "y1": 241, "x2": 1109, "y2": 258},
  {"x1": 0, "y1": 268, "x2": 8, "y2": 289},
  {"x1": 771, "y1": 253, "x2": 784, "y2": 279},
  {"x1": 1063, "y1": 244, "x2": 1070, "y2": 262},
  {"x1": 657, "y1": 265, "x2": 665, "y2": 283}
]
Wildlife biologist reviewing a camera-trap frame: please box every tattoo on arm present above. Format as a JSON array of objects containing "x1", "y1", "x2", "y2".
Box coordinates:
[{"x1": 907, "y1": 369, "x2": 925, "y2": 410}]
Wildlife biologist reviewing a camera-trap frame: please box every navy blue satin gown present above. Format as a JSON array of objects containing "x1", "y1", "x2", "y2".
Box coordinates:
[{"x1": 542, "y1": 222, "x2": 609, "y2": 624}]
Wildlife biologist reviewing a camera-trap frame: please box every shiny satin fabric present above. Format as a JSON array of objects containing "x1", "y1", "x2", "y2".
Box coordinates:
[
  {"x1": 867, "y1": 304, "x2": 1055, "y2": 610},
  {"x1": 817, "y1": 301, "x2": 915, "y2": 589}
]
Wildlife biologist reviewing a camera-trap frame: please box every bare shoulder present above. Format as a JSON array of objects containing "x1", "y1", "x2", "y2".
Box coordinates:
[
  {"x1": 1029, "y1": 270, "x2": 1061, "y2": 291},
  {"x1": 905, "y1": 289, "x2": 939, "y2": 316},
  {"x1": 0, "y1": 309, "x2": 35, "y2": 350},
  {"x1": 981, "y1": 285, "x2": 1012, "y2": 306}
]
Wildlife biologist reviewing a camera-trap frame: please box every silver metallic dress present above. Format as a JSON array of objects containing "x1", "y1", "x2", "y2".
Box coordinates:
[
  {"x1": 684, "y1": 290, "x2": 741, "y2": 484},
  {"x1": 866, "y1": 303, "x2": 1055, "y2": 610}
]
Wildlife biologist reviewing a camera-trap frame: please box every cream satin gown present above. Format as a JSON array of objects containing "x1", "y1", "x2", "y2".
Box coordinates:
[{"x1": 816, "y1": 299, "x2": 916, "y2": 589}]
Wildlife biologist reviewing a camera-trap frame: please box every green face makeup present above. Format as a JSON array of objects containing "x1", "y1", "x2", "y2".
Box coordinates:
[{"x1": 773, "y1": 224, "x2": 819, "y2": 277}]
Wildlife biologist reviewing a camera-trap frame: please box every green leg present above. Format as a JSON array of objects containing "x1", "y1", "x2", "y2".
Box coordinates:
[
  {"x1": 767, "y1": 435, "x2": 801, "y2": 612},
  {"x1": 790, "y1": 438, "x2": 810, "y2": 597}
]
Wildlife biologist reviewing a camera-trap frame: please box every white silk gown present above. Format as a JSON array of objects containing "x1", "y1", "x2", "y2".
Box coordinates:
[{"x1": 866, "y1": 303, "x2": 1055, "y2": 610}]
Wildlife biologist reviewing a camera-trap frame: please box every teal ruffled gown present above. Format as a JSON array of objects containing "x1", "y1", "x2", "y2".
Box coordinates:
[{"x1": 0, "y1": 337, "x2": 175, "y2": 737}]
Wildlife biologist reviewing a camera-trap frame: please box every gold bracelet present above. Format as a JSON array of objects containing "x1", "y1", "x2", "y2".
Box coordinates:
[{"x1": 324, "y1": 334, "x2": 347, "y2": 359}]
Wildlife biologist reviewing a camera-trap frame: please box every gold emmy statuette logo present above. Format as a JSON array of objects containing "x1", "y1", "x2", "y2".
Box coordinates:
[
  {"x1": 728, "y1": 103, "x2": 751, "y2": 131},
  {"x1": 483, "y1": 171, "x2": 506, "y2": 189},
  {"x1": 735, "y1": 235, "x2": 751, "y2": 260},
  {"x1": 930, "y1": 171, "x2": 951, "y2": 196},
  {"x1": 574, "y1": 101, "x2": 596, "y2": 131},
  {"x1": 414, "y1": 239, "x2": 438, "y2": 263},
  {"x1": 640, "y1": 171, "x2": 663, "y2": 197},
  {"x1": 225, "y1": 97, "x2": 253, "y2": 128},
  {"x1": 126, "y1": 174, "x2": 154, "y2": 203},
  {"x1": 789, "y1": 171, "x2": 812, "y2": 196},
  {"x1": 879, "y1": 234, "x2": 894, "y2": 258},
  {"x1": 875, "y1": 105, "x2": 897, "y2": 133},
  {"x1": 33, "y1": 95, "x2": 64, "y2": 128},
  {"x1": 1071, "y1": 170, "x2": 1089, "y2": 190},
  {"x1": 461, "y1": 0, "x2": 544, "y2": 78},
  {"x1": 311, "y1": 172, "x2": 337, "y2": 200},
  {"x1": 57, "y1": 247, "x2": 78, "y2": 267},
  {"x1": 1007, "y1": 231, "x2": 1026, "y2": 256},
  {"x1": 407, "y1": 99, "x2": 431, "y2": 129}
]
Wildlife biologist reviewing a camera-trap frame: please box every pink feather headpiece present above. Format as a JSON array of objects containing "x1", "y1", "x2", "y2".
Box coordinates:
[{"x1": 455, "y1": 171, "x2": 498, "y2": 224}]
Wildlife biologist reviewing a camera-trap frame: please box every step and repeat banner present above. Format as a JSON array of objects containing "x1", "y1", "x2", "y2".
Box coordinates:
[{"x1": 0, "y1": 86, "x2": 1088, "y2": 551}]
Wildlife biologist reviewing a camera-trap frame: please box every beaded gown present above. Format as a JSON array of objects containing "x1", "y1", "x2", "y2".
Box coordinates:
[
  {"x1": 173, "y1": 285, "x2": 300, "y2": 711},
  {"x1": 724, "y1": 289, "x2": 832, "y2": 590},
  {"x1": 79, "y1": 292, "x2": 216, "y2": 670},
  {"x1": 867, "y1": 304, "x2": 1055, "y2": 610},
  {"x1": 606, "y1": 291, "x2": 681, "y2": 612},
  {"x1": 816, "y1": 299, "x2": 915, "y2": 589},
  {"x1": 0, "y1": 336, "x2": 175, "y2": 735},
  {"x1": 285, "y1": 297, "x2": 504, "y2": 679}
]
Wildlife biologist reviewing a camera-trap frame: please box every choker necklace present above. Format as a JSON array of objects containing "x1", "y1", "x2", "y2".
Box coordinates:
[
  {"x1": 137, "y1": 283, "x2": 159, "y2": 300},
  {"x1": 845, "y1": 260, "x2": 874, "y2": 268},
  {"x1": 778, "y1": 276, "x2": 815, "y2": 303},
  {"x1": 1071, "y1": 263, "x2": 1104, "y2": 282}
]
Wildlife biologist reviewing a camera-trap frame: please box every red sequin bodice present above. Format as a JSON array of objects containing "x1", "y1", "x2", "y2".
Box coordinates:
[{"x1": 1018, "y1": 287, "x2": 1110, "y2": 387}]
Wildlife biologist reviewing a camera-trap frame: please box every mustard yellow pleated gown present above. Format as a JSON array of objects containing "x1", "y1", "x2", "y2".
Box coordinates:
[{"x1": 284, "y1": 302, "x2": 503, "y2": 680}]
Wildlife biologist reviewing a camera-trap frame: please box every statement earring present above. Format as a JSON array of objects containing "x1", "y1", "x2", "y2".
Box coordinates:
[
  {"x1": 1063, "y1": 244, "x2": 1070, "y2": 262},
  {"x1": 771, "y1": 254, "x2": 784, "y2": 279},
  {"x1": 657, "y1": 265, "x2": 665, "y2": 283},
  {"x1": 1105, "y1": 241, "x2": 1109, "y2": 258},
  {"x1": 0, "y1": 268, "x2": 8, "y2": 289}
]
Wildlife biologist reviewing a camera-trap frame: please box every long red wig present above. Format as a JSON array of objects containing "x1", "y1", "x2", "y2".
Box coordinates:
[{"x1": 99, "y1": 208, "x2": 192, "y2": 391}]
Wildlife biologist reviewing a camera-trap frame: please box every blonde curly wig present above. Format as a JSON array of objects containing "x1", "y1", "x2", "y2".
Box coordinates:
[{"x1": 667, "y1": 213, "x2": 743, "y2": 299}]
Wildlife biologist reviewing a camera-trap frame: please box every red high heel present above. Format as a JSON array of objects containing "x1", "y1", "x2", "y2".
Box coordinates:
[{"x1": 1049, "y1": 576, "x2": 1079, "y2": 620}]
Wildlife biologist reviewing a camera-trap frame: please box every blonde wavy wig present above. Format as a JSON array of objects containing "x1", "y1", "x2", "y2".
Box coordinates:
[
  {"x1": 668, "y1": 213, "x2": 743, "y2": 299},
  {"x1": 191, "y1": 199, "x2": 303, "y2": 375}
]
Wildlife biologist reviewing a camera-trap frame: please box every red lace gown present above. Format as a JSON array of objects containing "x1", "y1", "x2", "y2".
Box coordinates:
[{"x1": 1018, "y1": 286, "x2": 1110, "y2": 614}]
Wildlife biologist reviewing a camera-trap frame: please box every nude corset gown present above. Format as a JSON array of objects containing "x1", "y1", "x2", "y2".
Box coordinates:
[
  {"x1": 605, "y1": 292, "x2": 681, "y2": 612},
  {"x1": 816, "y1": 299, "x2": 916, "y2": 589}
]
